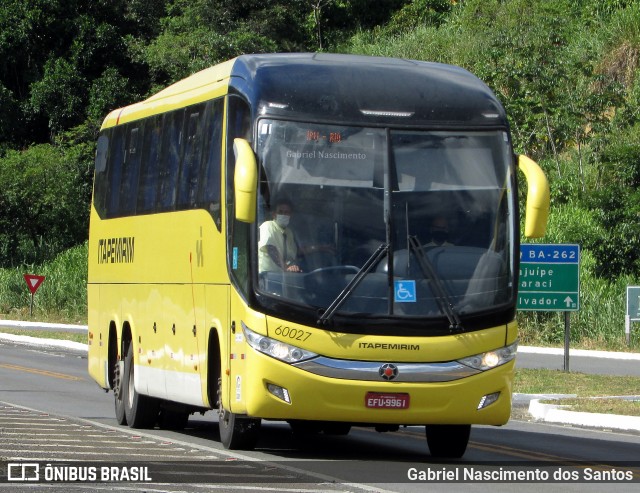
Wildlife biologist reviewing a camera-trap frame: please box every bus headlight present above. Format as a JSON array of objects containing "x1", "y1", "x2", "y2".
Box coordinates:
[
  {"x1": 242, "y1": 323, "x2": 317, "y2": 364},
  {"x1": 457, "y1": 341, "x2": 518, "y2": 371}
]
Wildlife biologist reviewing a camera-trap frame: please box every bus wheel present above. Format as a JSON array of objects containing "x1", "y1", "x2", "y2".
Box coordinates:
[
  {"x1": 122, "y1": 344, "x2": 159, "y2": 428},
  {"x1": 218, "y1": 409, "x2": 261, "y2": 450},
  {"x1": 113, "y1": 359, "x2": 127, "y2": 425},
  {"x1": 425, "y1": 424, "x2": 471, "y2": 458}
]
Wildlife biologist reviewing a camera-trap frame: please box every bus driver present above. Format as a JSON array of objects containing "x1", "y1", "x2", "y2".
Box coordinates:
[{"x1": 258, "y1": 197, "x2": 302, "y2": 273}]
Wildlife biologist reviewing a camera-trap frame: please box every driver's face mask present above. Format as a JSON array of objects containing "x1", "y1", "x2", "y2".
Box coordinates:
[
  {"x1": 274, "y1": 204, "x2": 292, "y2": 229},
  {"x1": 275, "y1": 214, "x2": 290, "y2": 229}
]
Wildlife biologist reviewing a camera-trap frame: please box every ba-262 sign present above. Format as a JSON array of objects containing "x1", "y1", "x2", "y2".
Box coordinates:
[{"x1": 517, "y1": 244, "x2": 580, "y2": 312}]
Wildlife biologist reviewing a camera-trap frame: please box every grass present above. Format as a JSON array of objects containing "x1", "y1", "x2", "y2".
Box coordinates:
[
  {"x1": 514, "y1": 368, "x2": 640, "y2": 416},
  {"x1": 552, "y1": 398, "x2": 640, "y2": 416},
  {"x1": 0, "y1": 328, "x2": 87, "y2": 344},
  {"x1": 0, "y1": 243, "x2": 87, "y2": 325},
  {"x1": 514, "y1": 368, "x2": 640, "y2": 396}
]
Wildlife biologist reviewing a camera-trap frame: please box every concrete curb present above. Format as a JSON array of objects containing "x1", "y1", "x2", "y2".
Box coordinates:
[
  {"x1": 0, "y1": 320, "x2": 87, "y2": 332},
  {"x1": 528, "y1": 397, "x2": 640, "y2": 432},
  {"x1": 519, "y1": 345, "x2": 640, "y2": 361},
  {"x1": 0, "y1": 332, "x2": 88, "y2": 352}
]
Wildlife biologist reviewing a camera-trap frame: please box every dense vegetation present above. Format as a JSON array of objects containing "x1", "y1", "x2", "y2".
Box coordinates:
[{"x1": 1, "y1": 0, "x2": 639, "y2": 348}]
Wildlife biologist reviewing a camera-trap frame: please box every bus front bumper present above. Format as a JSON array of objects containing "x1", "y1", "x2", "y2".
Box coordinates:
[{"x1": 239, "y1": 350, "x2": 514, "y2": 426}]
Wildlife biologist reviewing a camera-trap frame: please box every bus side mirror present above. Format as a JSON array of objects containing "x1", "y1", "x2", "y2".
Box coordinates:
[
  {"x1": 233, "y1": 138, "x2": 257, "y2": 223},
  {"x1": 517, "y1": 155, "x2": 550, "y2": 238}
]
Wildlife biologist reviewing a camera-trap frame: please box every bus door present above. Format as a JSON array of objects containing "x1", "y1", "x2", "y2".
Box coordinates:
[{"x1": 226, "y1": 289, "x2": 249, "y2": 413}]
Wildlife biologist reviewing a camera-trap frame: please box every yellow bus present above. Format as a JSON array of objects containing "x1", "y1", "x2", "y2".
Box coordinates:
[{"x1": 88, "y1": 53, "x2": 549, "y2": 458}]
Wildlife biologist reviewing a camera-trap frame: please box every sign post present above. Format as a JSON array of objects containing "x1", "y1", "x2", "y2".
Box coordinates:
[
  {"x1": 518, "y1": 244, "x2": 580, "y2": 371},
  {"x1": 23, "y1": 274, "x2": 45, "y2": 317},
  {"x1": 626, "y1": 285, "x2": 640, "y2": 345}
]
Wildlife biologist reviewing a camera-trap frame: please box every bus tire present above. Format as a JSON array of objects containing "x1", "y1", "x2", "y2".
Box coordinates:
[
  {"x1": 425, "y1": 424, "x2": 471, "y2": 458},
  {"x1": 122, "y1": 344, "x2": 159, "y2": 428},
  {"x1": 218, "y1": 408, "x2": 261, "y2": 450},
  {"x1": 113, "y1": 359, "x2": 126, "y2": 425}
]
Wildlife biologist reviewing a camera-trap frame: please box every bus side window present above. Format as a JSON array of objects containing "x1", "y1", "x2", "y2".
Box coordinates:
[
  {"x1": 157, "y1": 109, "x2": 184, "y2": 211},
  {"x1": 198, "y1": 98, "x2": 223, "y2": 228},
  {"x1": 227, "y1": 96, "x2": 252, "y2": 295},
  {"x1": 137, "y1": 115, "x2": 162, "y2": 214},
  {"x1": 120, "y1": 125, "x2": 143, "y2": 215},
  {"x1": 106, "y1": 125, "x2": 126, "y2": 218},
  {"x1": 177, "y1": 104, "x2": 205, "y2": 209},
  {"x1": 226, "y1": 96, "x2": 251, "y2": 199},
  {"x1": 93, "y1": 132, "x2": 110, "y2": 218}
]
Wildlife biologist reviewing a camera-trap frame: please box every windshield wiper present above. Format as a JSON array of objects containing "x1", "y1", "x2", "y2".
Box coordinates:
[
  {"x1": 408, "y1": 236, "x2": 463, "y2": 332},
  {"x1": 317, "y1": 243, "x2": 389, "y2": 326}
]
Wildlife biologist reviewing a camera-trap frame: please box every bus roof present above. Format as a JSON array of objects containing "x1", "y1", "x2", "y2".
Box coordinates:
[
  {"x1": 101, "y1": 53, "x2": 508, "y2": 129},
  {"x1": 229, "y1": 53, "x2": 508, "y2": 128},
  {"x1": 101, "y1": 58, "x2": 236, "y2": 127}
]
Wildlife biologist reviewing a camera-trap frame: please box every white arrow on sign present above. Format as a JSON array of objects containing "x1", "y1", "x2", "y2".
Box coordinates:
[{"x1": 564, "y1": 296, "x2": 574, "y2": 307}]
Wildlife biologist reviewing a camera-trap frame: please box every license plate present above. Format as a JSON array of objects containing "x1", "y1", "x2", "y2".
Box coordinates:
[{"x1": 365, "y1": 392, "x2": 410, "y2": 409}]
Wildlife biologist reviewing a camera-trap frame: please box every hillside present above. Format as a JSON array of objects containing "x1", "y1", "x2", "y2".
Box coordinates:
[{"x1": 0, "y1": 0, "x2": 639, "y2": 348}]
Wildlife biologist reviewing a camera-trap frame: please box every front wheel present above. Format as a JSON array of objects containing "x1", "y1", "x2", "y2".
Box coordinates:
[
  {"x1": 425, "y1": 424, "x2": 471, "y2": 458},
  {"x1": 218, "y1": 409, "x2": 261, "y2": 450}
]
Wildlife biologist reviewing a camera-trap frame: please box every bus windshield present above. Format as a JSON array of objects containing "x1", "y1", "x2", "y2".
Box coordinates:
[{"x1": 255, "y1": 119, "x2": 515, "y2": 323}]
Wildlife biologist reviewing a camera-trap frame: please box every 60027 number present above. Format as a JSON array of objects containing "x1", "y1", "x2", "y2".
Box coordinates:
[{"x1": 274, "y1": 325, "x2": 312, "y2": 342}]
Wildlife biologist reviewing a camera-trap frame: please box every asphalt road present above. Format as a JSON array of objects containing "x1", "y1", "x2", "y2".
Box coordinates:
[
  {"x1": 516, "y1": 346, "x2": 640, "y2": 376},
  {"x1": 0, "y1": 336, "x2": 639, "y2": 492}
]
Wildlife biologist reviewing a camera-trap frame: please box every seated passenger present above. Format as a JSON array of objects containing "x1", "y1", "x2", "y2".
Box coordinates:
[{"x1": 426, "y1": 216, "x2": 454, "y2": 247}]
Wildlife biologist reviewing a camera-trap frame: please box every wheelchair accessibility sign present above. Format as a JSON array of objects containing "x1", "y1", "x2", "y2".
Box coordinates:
[{"x1": 394, "y1": 280, "x2": 416, "y2": 303}]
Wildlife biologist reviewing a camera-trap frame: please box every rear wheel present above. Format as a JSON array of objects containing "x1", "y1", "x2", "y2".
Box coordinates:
[
  {"x1": 122, "y1": 344, "x2": 159, "y2": 428},
  {"x1": 113, "y1": 359, "x2": 127, "y2": 425},
  {"x1": 425, "y1": 424, "x2": 471, "y2": 458}
]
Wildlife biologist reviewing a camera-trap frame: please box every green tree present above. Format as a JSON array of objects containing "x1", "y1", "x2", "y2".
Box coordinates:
[
  {"x1": 0, "y1": 143, "x2": 92, "y2": 266},
  {"x1": 0, "y1": 0, "x2": 158, "y2": 144},
  {"x1": 29, "y1": 58, "x2": 87, "y2": 137},
  {"x1": 381, "y1": 0, "x2": 452, "y2": 34},
  {"x1": 139, "y1": 0, "x2": 309, "y2": 83}
]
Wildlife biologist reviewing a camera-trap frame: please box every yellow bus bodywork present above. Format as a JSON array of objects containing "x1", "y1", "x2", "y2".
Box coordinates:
[
  {"x1": 88, "y1": 193, "x2": 517, "y2": 424},
  {"x1": 87, "y1": 54, "x2": 529, "y2": 429}
]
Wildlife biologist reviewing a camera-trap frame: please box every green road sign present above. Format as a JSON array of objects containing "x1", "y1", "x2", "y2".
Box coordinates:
[
  {"x1": 517, "y1": 292, "x2": 578, "y2": 311},
  {"x1": 518, "y1": 244, "x2": 580, "y2": 312},
  {"x1": 627, "y1": 286, "x2": 640, "y2": 321}
]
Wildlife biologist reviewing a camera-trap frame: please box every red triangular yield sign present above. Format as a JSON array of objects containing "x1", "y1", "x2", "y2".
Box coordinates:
[{"x1": 23, "y1": 274, "x2": 45, "y2": 295}]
